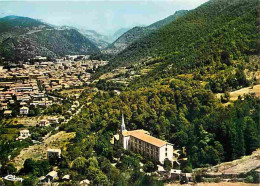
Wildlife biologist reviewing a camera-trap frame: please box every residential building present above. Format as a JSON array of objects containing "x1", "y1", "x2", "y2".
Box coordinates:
[
  {"x1": 39, "y1": 119, "x2": 50, "y2": 127},
  {"x1": 20, "y1": 106, "x2": 29, "y2": 115},
  {"x1": 47, "y1": 149, "x2": 61, "y2": 159},
  {"x1": 3, "y1": 110, "x2": 12, "y2": 116},
  {"x1": 40, "y1": 171, "x2": 58, "y2": 183},
  {"x1": 19, "y1": 129, "x2": 31, "y2": 139},
  {"x1": 62, "y1": 175, "x2": 70, "y2": 181}
]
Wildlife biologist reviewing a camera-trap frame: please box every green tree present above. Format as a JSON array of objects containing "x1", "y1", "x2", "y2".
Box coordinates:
[
  {"x1": 143, "y1": 161, "x2": 157, "y2": 173},
  {"x1": 72, "y1": 157, "x2": 87, "y2": 174},
  {"x1": 163, "y1": 159, "x2": 172, "y2": 172}
]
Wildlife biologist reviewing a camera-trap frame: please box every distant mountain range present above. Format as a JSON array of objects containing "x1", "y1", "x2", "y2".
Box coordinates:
[
  {"x1": 111, "y1": 28, "x2": 130, "y2": 42},
  {"x1": 0, "y1": 10, "x2": 192, "y2": 61},
  {"x1": 0, "y1": 15, "x2": 134, "y2": 60},
  {"x1": 58, "y1": 26, "x2": 111, "y2": 49},
  {"x1": 0, "y1": 16, "x2": 100, "y2": 61},
  {"x1": 103, "y1": 10, "x2": 188, "y2": 55}
]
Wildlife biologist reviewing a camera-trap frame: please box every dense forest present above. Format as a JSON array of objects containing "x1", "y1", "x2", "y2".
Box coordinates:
[
  {"x1": 54, "y1": 77, "x2": 259, "y2": 185},
  {"x1": 97, "y1": 0, "x2": 258, "y2": 76}
]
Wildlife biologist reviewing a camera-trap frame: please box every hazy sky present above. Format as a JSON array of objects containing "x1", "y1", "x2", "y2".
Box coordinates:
[{"x1": 0, "y1": 0, "x2": 208, "y2": 35}]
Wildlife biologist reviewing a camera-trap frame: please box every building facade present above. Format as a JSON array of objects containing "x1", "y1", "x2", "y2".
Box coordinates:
[
  {"x1": 20, "y1": 106, "x2": 29, "y2": 115},
  {"x1": 118, "y1": 114, "x2": 174, "y2": 164},
  {"x1": 47, "y1": 149, "x2": 61, "y2": 159}
]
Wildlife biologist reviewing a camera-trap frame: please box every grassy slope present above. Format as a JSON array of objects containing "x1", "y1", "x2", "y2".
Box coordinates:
[{"x1": 12, "y1": 131, "x2": 75, "y2": 170}]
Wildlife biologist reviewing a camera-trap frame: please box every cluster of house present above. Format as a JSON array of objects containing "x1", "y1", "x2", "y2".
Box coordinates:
[
  {"x1": 16, "y1": 117, "x2": 60, "y2": 140},
  {"x1": 39, "y1": 171, "x2": 90, "y2": 185},
  {"x1": 64, "y1": 55, "x2": 90, "y2": 61},
  {"x1": 0, "y1": 78, "x2": 50, "y2": 116},
  {"x1": 156, "y1": 165, "x2": 194, "y2": 183},
  {"x1": 37, "y1": 148, "x2": 91, "y2": 185},
  {"x1": 0, "y1": 58, "x2": 108, "y2": 117},
  {"x1": 38, "y1": 117, "x2": 59, "y2": 127}
]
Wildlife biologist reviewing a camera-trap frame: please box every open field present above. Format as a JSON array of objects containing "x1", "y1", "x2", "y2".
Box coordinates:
[
  {"x1": 99, "y1": 68, "x2": 128, "y2": 80},
  {"x1": 12, "y1": 131, "x2": 75, "y2": 170},
  {"x1": 11, "y1": 115, "x2": 60, "y2": 127},
  {"x1": 199, "y1": 149, "x2": 260, "y2": 176},
  {"x1": 166, "y1": 182, "x2": 259, "y2": 186},
  {"x1": 60, "y1": 88, "x2": 85, "y2": 97},
  {"x1": 0, "y1": 128, "x2": 19, "y2": 141},
  {"x1": 216, "y1": 84, "x2": 260, "y2": 105}
]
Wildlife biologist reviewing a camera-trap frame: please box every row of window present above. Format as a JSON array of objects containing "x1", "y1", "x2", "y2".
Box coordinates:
[
  {"x1": 131, "y1": 145, "x2": 159, "y2": 160},
  {"x1": 131, "y1": 137, "x2": 159, "y2": 152},
  {"x1": 130, "y1": 137, "x2": 160, "y2": 160}
]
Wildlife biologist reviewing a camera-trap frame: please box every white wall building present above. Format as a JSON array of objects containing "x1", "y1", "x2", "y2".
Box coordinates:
[
  {"x1": 20, "y1": 106, "x2": 29, "y2": 115},
  {"x1": 18, "y1": 129, "x2": 31, "y2": 140},
  {"x1": 118, "y1": 114, "x2": 174, "y2": 164}
]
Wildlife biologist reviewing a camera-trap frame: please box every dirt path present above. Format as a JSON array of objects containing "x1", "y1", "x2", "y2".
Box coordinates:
[{"x1": 12, "y1": 115, "x2": 60, "y2": 127}]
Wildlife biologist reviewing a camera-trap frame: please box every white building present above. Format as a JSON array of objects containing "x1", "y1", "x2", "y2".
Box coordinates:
[
  {"x1": 117, "y1": 115, "x2": 174, "y2": 164},
  {"x1": 18, "y1": 129, "x2": 31, "y2": 140},
  {"x1": 40, "y1": 171, "x2": 58, "y2": 183},
  {"x1": 20, "y1": 106, "x2": 29, "y2": 115}
]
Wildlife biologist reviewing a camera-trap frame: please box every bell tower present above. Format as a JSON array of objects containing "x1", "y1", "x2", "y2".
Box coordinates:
[{"x1": 121, "y1": 113, "x2": 126, "y2": 132}]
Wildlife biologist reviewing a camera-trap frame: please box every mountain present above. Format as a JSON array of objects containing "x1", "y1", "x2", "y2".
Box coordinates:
[
  {"x1": 146, "y1": 10, "x2": 188, "y2": 30},
  {"x1": 103, "y1": 10, "x2": 188, "y2": 55},
  {"x1": 0, "y1": 15, "x2": 51, "y2": 33},
  {"x1": 69, "y1": 27, "x2": 132, "y2": 49},
  {"x1": 0, "y1": 16, "x2": 100, "y2": 61},
  {"x1": 106, "y1": 0, "x2": 258, "y2": 70},
  {"x1": 112, "y1": 27, "x2": 130, "y2": 41},
  {"x1": 59, "y1": 26, "x2": 111, "y2": 49},
  {"x1": 78, "y1": 29, "x2": 110, "y2": 49}
]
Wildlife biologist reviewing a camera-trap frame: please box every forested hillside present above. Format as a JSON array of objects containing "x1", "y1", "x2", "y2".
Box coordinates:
[
  {"x1": 59, "y1": 78, "x2": 259, "y2": 185},
  {"x1": 55, "y1": 1, "x2": 260, "y2": 185},
  {"x1": 106, "y1": 0, "x2": 258, "y2": 70},
  {"x1": 0, "y1": 16, "x2": 100, "y2": 60},
  {"x1": 0, "y1": 15, "x2": 51, "y2": 33}
]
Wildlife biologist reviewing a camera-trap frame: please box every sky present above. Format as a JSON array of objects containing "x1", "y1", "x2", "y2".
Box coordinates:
[{"x1": 0, "y1": 0, "x2": 208, "y2": 35}]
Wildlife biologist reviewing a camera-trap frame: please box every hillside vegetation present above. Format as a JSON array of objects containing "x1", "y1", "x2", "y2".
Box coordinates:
[
  {"x1": 67, "y1": 0, "x2": 260, "y2": 184},
  {"x1": 0, "y1": 16, "x2": 100, "y2": 60},
  {"x1": 104, "y1": 0, "x2": 258, "y2": 72}
]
